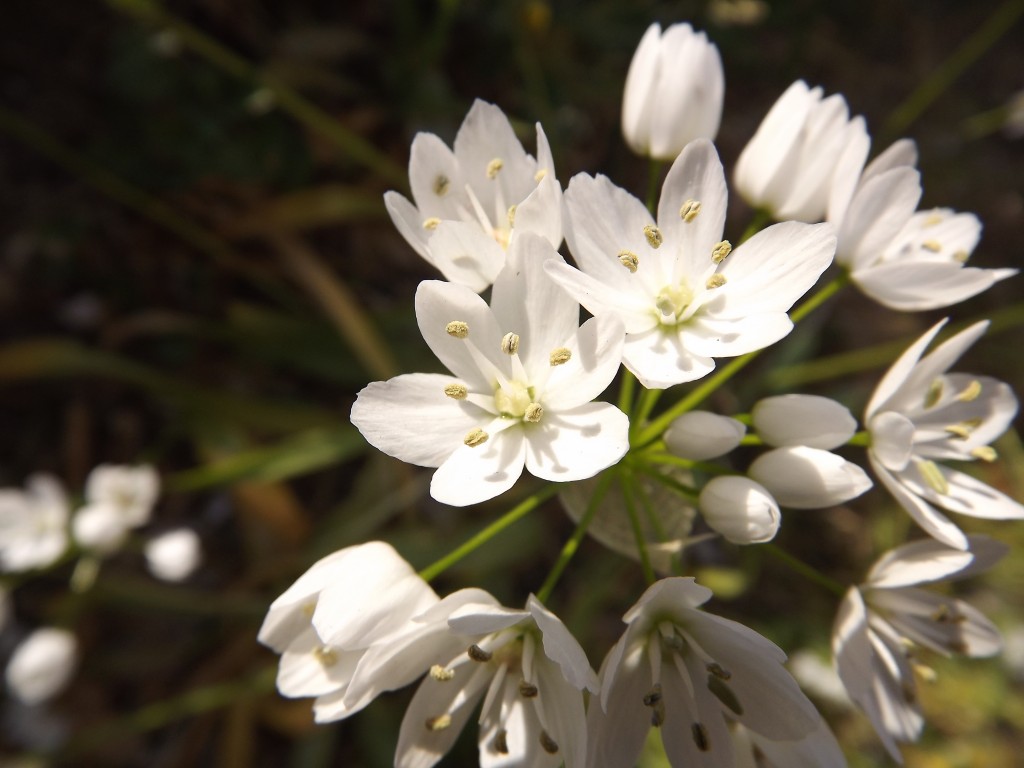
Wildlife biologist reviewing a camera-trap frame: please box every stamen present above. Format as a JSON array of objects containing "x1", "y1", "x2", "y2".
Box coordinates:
[
  {"x1": 493, "y1": 729, "x2": 509, "y2": 754},
  {"x1": 422, "y1": 217, "x2": 441, "y2": 230},
  {"x1": 921, "y1": 240, "x2": 942, "y2": 253},
  {"x1": 643, "y1": 684, "x2": 663, "y2": 707},
  {"x1": 433, "y1": 175, "x2": 450, "y2": 196},
  {"x1": 924, "y1": 379, "x2": 943, "y2": 408},
  {"x1": 501, "y1": 332, "x2": 521, "y2": 355},
  {"x1": 971, "y1": 446, "x2": 998, "y2": 462},
  {"x1": 425, "y1": 714, "x2": 452, "y2": 731},
  {"x1": 912, "y1": 662, "x2": 938, "y2": 683},
  {"x1": 924, "y1": 212, "x2": 943, "y2": 227},
  {"x1": 313, "y1": 646, "x2": 338, "y2": 667},
  {"x1": 468, "y1": 644, "x2": 493, "y2": 662},
  {"x1": 444, "y1": 383, "x2": 468, "y2": 400},
  {"x1": 650, "y1": 701, "x2": 666, "y2": 727},
  {"x1": 539, "y1": 730, "x2": 560, "y2": 755},
  {"x1": 705, "y1": 274, "x2": 727, "y2": 290},
  {"x1": 692, "y1": 722, "x2": 710, "y2": 752},
  {"x1": 534, "y1": 168, "x2": 547, "y2": 182},
  {"x1": 643, "y1": 225, "x2": 663, "y2": 249},
  {"x1": 519, "y1": 680, "x2": 539, "y2": 698},
  {"x1": 523, "y1": 403, "x2": 543, "y2": 423},
  {"x1": 944, "y1": 424, "x2": 972, "y2": 439},
  {"x1": 446, "y1": 321, "x2": 470, "y2": 339},
  {"x1": 916, "y1": 459, "x2": 949, "y2": 495},
  {"x1": 301, "y1": 601, "x2": 316, "y2": 618},
  {"x1": 486, "y1": 158, "x2": 504, "y2": 179},
  {"x1": 680, "y1": 199, "x2": 702, "y2": 222},
  {"x1": 507, "y1": 205, "x2": 517, "y2": 227},
  {"x1": 549, "y1": 347, "x2": 572, "y2": 366},
  {"x1": 618, "y1": 249, "x2": 639, "y2": 273},
  {"x1": 711, "y1": 240, "x2": 732, "y2": 264},
  {"x1": 956, "y1": 380, "x2": 982, "y2": 402},
  {"x1": 706, "y1": 662, "x2": 731, "y2": 680},
  {"x1": 430, "y1": 664, "x2": 455, "y2": 681},
  {"x1": 953, "y1": 250, "x2": 969, "y2": 263},
  {"x1": 464, "y1": 428, "x2": 489, "y2": 448},
  {"x1": 708, "y1": 674, "x2": 743, "y2": 715}
]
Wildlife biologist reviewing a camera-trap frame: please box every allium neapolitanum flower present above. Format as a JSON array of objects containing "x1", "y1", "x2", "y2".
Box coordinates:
[
  {"x1": 384, "y1": 99, "x2": 562, "y2": 292},
  {"x1": 71, "y1": 464, "x2": 160, "y2": 555},
  {"x1": 546, "y1": 139, "x2": 835, "y2": 388},
  {"x1": 833, "y1": 535, "x2": 1005, "y2": 761},
  {"x1": 698, "y1": 476, "x2": 781, "y2": 544},
  {"x1": 621, "y1": 22, "x2": 724, "y2": 161},
  {"x1": 5, "y1": 627, "x2": 78, "y2": 706},
  {"x1": 351, "y1": 234, "x2": 629, "y2": 507},
  {"x1": 866, "y1": 319, "x2": 1024, "y2": 550},
  {"x1": 587, "y1": 578, "x2": 821, "y2": 767},
  {"x1": 145, "y1": 528, "x2": 201, "y2": 582},
  {"x1": 735, "y1": 80, "x2": 867, "y2": 222},
  {"x1": 0, "y1": 474, "x2": 68, "y2": 573}
]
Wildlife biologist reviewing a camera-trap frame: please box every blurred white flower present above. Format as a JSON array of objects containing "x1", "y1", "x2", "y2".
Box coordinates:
[
  {"x1": 72, "y1": 464, "x2": 159, "y2": 555},
  {"x1": 735, "y1": 80, "x2": 866, "y2": 222},
  {"x1": 587, "y1": 578, "x2": 821, "y2": 767},
  {"x1": 752, "y1": 394, "x2": 857, "y2": 449},
  {"x1": 698, "y1": 475, "x2": 780, "y2": 543},
  {"x1": 0, "y1": 474, "x2": 68, "y2": 573},
  {"x1": 866, "y1": 319, "x2": 1023, "y2": 550},
  {"x1": 730, "y1": 717, "x2": 847, "y2": 768},
  {"x1": 352, "y1": 234, "x2": 629, "y2": 507},
  {"x1": 788, "y1": 649, "x2": 851, "y2": 708},
  {"x1": 546, "y1": 139, "x2": 835, "y2": 388},
  {"x1": 833, "y1": 535, "x2": 1005, "y2": 761},
  {"x1": 145, "y1": 528, "x2": 202, "y2": 582},
  {"x1": 664, "y1": 411, "x2": 746, "y2": 460},
  {"x1": 384, "y1": 99, "x2": 562, "y2": 292},
  {"x1": 5, "y1": 627, "x2": 78, "y2": 706},
  {"x1": 621, "y1": 22, "x2": 724, "y2": 161}
]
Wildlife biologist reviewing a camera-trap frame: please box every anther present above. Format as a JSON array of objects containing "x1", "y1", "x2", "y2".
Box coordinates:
[
  {"x1": 446, "y1": 321, "x2": 469, "y2": 338},
  {"x1": 430, "y1": 664, "x2": 455, "y2": 681},
  {"x1": 956, "y1": 380, "x2": 982, "y2": 402},
  {"x1": 534, "y1": 168, "x2": 547, "y2": 182},
  {"x1": 549, "y1": 347, "x2": 572, "y2": 366},
  {"x1": 444, "y1": 383, "x2": 468, "y2": 400},
  {"x1": 707, "y1": 662, "x2": 731, "y2": 680},
  {"x1": 425, "y1": 714, "x2": 452, "y2": 731},
  {"x1": 912, "y1": 661, "x2": 938, "y2": 682},
  {"x1": 486, "y1": 158, "x2": 504, "y2": 179},
  {"x1": 921, "y1": 240, "x2": 942, "y2": 253},
  {"x1": 422, "y1": 217, "x2": 441, "y2": 230},
  {"x1": 680, "y1": 199, "x2": 702, "y2": 222},
  {"x1": 467, "y1": 644, "x2": 493, "y2": 662},
  {"x1": 953, "y1": 250, "x2": 969, "y2": 263},
  {"x1": 711, "y1": 240, "x2": 732, "y2": 263},
  {"x1": 705, "y1": 274, "x2": 727, "y2": 290},
  {"x1": 618, "y1": 250, "x2": 639, "y2": 273},
  {"x1": 524, "y1": 403, "x2": 543, "y2": 423},
  {"x1": 519, "y1": 680, "x2": 539, "y2": 698},
  {"x1": 539, "y1": 730, "x2": 560, "y2": 754},
  {"x1": 650, "y1": 701, "x2": 666, "y2": 727},
  {"x1": 924, "y1": 212, "x2": 943, "y2": 227},
  {"x1": 464, "y1": 429, "x2": 489, "y2": 448},
  {"x1": 643, "y1": 225, "x2": 663, "y2": 249},
  {"x1": 301, "y1": 601, "x2": 316, "y2": 618},
  {"x1": 507, "y1": 205, "x2": 517, "y2": 227},
  {"x1": 433, "y1": 175, "x2": 450, "y2": 196},
  {"x1": 971, "y1": 446, "x2": 998, "y2": 462},
  {"x1": 493, "y1": 729, "x2": 509, "y2": 754},
  {"x1": 924, "y1": 379, "x2": 943, "y2": 408},
  {"x1": 313, "y1": 646, "x2": 338, "y2": 667},
  {"x1": 944, "y1": 424, "x2": 972, "y2": 439},
  {"x1": 917, "y1": 459, "x2": 949, "y2": 495},
  {"x1": 931, "y1": 604, "x2": 952, "y2": 623},
  {"x1": 501, "y1": 332, "x2": 520, "y2": 356},
  {"x1": 643, "y1": 685, "x2": 663, "y2": 707},
  {"x1": 692, "y1": 722, "x2": 710, "y2": 752}
]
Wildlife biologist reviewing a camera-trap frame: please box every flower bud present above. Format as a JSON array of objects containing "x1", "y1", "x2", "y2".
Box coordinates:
[
  {"x1": 698, "y1": 476, "x2": 780, "y2": 544},
  {"x1": 752, "y1": 394, "x2": 858, "y2": 450},
  {"x1": 5, "y1": 627, "x2": 78, "y2": 705},
  {"x1": 749, "y1": 447, "x2": 872, "y2": 509},
  {"x1": 145, "y1": 528, "x2": 202, "y2": 582},
  {"x1": 664, "y1": 411, "x2": 745, "y2": 460}
]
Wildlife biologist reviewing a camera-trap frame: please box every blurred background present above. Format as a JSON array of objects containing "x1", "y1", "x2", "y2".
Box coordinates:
[{"x1": 1, "y1": 0, "x2": 1022, "y2": 765}]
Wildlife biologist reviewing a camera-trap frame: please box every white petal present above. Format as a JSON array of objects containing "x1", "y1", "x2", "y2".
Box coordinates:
[
  {"x1": 621, "y1": 23, "x2": 662, "y2": 155},
  {"x1": 835, "y1": 167, "x2": 921, "y2": 270},
  {"x1": 746, "y1": 717, "x2": 848, "y2": 768},
  {"x1": 532, "y1": 653, "x2": 589, "y2": 768},
  {"x1": 865, "y1": 318, "x2": 947, "y2": 419},
  {"x1": 512, "y1": 172, "x2": 563, "y2": 248},
  {"x1": 862, "y1": 138, "x2": 918, "y2": 182},
  {"x1": 866, "y1": 538, "x2": 975, "y2": 588},
  {"x1": 869, "y1": 587, "x2": 1002, "y2": 658},
  {"x1": 541, "y1": 315, "x2": 626, "y2": 411},
  {"x1": 430, "y1": 420, "x2": 526, "y2": 506},
  {"x1": 453, "y1": 100, "x2": 534, "y2": 210},
  {"x1": 870, "y1": 458, "x2": 968, "y2": 550},
  {"x1": 384, "y1": 190, "x2": 432, "y2": 260},
  {"x1": 853, "y1": 260, "x2": 1017, "y2": 311},
  {"x1": 752, "y1": 394, "x2": 858, "y2": 449},
  {"x1": 543, "y1": 259, "x2": 656, "y2": 334},
  {"x1": 684, "y1": 312, "x2": 794, "y2": 359},
  {"x1": 749, "y1": 447, "x2": 872, "y2": 509},
  {"x1": 276, "y1": 626, "x2": 358, "y2": 698},
  {"x1": 408, "y1": 131, "x2": 466, "y2": 219},
  {"x1": 897, "y1": 463, "x2": 1024, "y2": 521},
  {"x1": 621, "y1": 326, "x2": 716, "y2": 389},
  {"x1": 314, "y1": 571, "x2": 437, "y2": 649},
  {"x1": 623, "y1": 577, "x2": 714, "y2": 625},
  {"x1": 72, "y1": 503, "x2": 129, "y2": 555},
  {"x1": 425, "y1": 219, "x2": 506, "y2": 292},
  {"x1": 145, "y1": 527, "x2": 201, "y2": 582},
  {"x1": 528, "y1": 595, "x2": 600, "y2": 693},
  {"x1": 447, "y1": 603, "x2": 530, "y2": 635},
  {"x1": 4, "y1": 627, "x2": 77, "y2": 706},
  {"x1": 868, "y1": 411, "x2": 916, "y2": 471},
  {"x1": 524, "y1": 402, "x2": 629, "y2": 483},
  {"x1": 664, "y1": 411, "x2": 746, "y2": 460},
  {"x1": 587, "y1": 641, "x2": 652, "y2": 768},
  {"x1": 826, "y1": 114, "x2": 870, "y2": 226},
  {"x1": 912, "y1": 374, "x2": 1017, "y2": 459},
  {"x1": 660, "y1": 655, "x2": 734, "y2": 768}
]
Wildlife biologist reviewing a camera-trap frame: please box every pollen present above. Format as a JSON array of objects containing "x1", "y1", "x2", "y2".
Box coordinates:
[
  {"x1": 501, "y1": 332, "x2": 520, "y2": 355},
  {"x1": 539, "y1": 730, "x2": 560, "y2": 755},
  {"x1": 549, "y1": 347, "x2": 572, "y2": 365},
  {"x1": 493, "y1": 729, "x2": 509, "y2": 754},
  {"x1": 446, "y1": 320, "x2": 470, "y2": 338},
  {"x1": 924, "y1": 379, "x2": 943, "y2": 408},
  {"x1": 524, "y1": 403, "x2": 543, "y2": 423},
  {"x1": 705, "y1": 274, "x2": 727, "y2": 290},
  {"x1": 643, "y1": 224, "x2": 663, "y2": 249},
  {"x1": 916, "y1": 459, "x2": 949, "y2": 495},
  {"x1": 956, "y1": 380, "x2": 982, "y2": 402},
  {"x1": 422, "y1": 217, "x2": 441, "y2": 230},
  {"x1": 444, "y1": 383, "x2": 468, "y2": 400},
  {"x1": 430, "y1": 664, "x2": 455, "y2": 681},
  {"x1": 692, "y1": 722, "x2": 710, "y2": 752},
  {"x1": 944, "y1": 424, "x2": 972, "y2": 439},
  {"x1": 468, "y1": 644, "x2": 493, "y2": 662},
  {"x1": 433, "y1": 175, "x2": 450, "y2": 196},
  {"x1": 924, "y1": 212, "x2": 943, "y2": 227},
  {"x1": 679, "y1": 198, "x2": 702, "y2": 222},
  {"x1": 464, "y1": 428, "x2": 489, "y2": 447},
  {"x1": 534, "y1": 168, "x2": 547, "y2": 182},
  {"x1": 971, "y1": 446, "x2": 998, "y2": 462},
  {"x1": 313, "y1": 646, "x2": 338, "y2": 667},
  {"x1": 953, "y1": 250, "x2": 969, "y2": 263},
  {"x1": 921, "y1": 240, "x2": 942, "y2": 253},
  {"x1": 711, "y1": 240, "x2": 732, "y2": 263},
  {"x1": 507, "y1": 205, "x2": 517, "y2": 227},
  {"x1": 706, "y1": 662, "x2": 731, "y2": 680},
  {"x1": 425, "y1": 714, "x2": 452, "y2": 731},
  {"x1": 618, "y1": 250, "x2": 640, "y2": 273},
  {"x1": 486, "y1": 158, "x2": 504, "y2": 179},
  {"x1": 519, "y1": 680, "x2": 539, "y2": 697}
]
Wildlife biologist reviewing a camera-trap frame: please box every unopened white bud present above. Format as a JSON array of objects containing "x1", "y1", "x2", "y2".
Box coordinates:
[
  {"x1": 698, "y1": 476, "x2": 780, "y2": 544},
  {"x1": 749, "y1": 447, "x2": 872, "y2": 509},
  {"x1": 5, "y1": 628, "x2": 78, "y2": 705},
  {"x1": 664, "y1": 412, "x2": 745, "y2": 460},
  {"x1": 752, "y1": 394, "x2": 857, "y2": 450}
]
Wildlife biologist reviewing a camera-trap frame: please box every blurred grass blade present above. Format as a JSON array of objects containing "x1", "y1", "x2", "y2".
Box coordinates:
[{"x1": 224, "y1": 185, "x2": 386, "y2": 237}]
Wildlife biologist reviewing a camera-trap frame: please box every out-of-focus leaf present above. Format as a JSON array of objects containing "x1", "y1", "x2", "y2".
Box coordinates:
[
  {"x1": 224, "y1": 185, "x2": 384, "y2": 236},
  {"x1": 232, "y1": 480, "x2": 311, "y2": 549}
]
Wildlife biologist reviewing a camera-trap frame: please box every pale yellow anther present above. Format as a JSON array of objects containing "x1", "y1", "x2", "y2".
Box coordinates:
[
  {"x1": 953, "y1": 250, "x2": 969, "y2": 263},
  {"x1": 425, "y1": 714, "x2": 452, "y2": 731},
  {"x1": 680, "y1": 199, "x2": 702, "y2": 222},
  {"x1": 444, "y1": 383, "x2": 468, "y2": 400},
  {"x1": 912, "y1": 662, "x2": 938, "y2": 683},
  {"x1": 501, "y1": 332, "x2": 520, "y2": 355},
  {"x1": 971, "y1": 446, "x2": 998, "y2": 462},
  {"x1": 917, "y1": 459, "x2": 949, "y2": 495},
  {"x1": 464, "y1": 428, "x2": 489, "y2": 447},
  {"x1": 618, "y1": 249, "x2": 640, "y2": 273},
  {"x1": 711, "y1": 240, "x2": 732, "y2": 264},
  {"x1": 507, "y1": 205, "x2": 517, "y2": 227},
  {"x1": 430, "y1": 664, "x2": 455, "y2": 681},
  {"x1": 422, "y1": 217, "x2": 441, "y2": 230},
  {"x1": 924, "y1": 379, "x2": 944, "y2": 408},
  {"x1": 705, "y1": 274, "x2": 727, "y2": 290},
  {"x1": 644, "y1": 225, "x2": 663, "y2": 249},
  {"x1": 956, "y1": 380, "x2": 982, "y2": 402},
  {"x1": 924, "y1": 212, "x2": 944, "y2": 227},
  {"x1": 549, "y1": 347, "x2": 572, "y2": 366},
  {"x1": 313, "y1": 646, "x2": 338, "y2": 668},
  {"x1": 486, "y1": 158, "x2": 504, "y2": 179},
  {"x1": 433, "y1": 175, "x2": 450, "y2": 196},
  {"x1": 921, "y1": 239, "x2": 942, "y2": 253},
  {"x1": 534, "y1": 168, "x2": 547, "y2": 182},
  {"x1": 524, "y1": 403, "x2": 543, "y2": 423},
  {"x1": 301, "y1": 601, "x2": 316, "y2": 618},
  {"x1": 446, "y1": 321, "x2": 469, "y2": 339},
  {"x1": 944, "y1": 424, "x2": 973, "y2": 439}
]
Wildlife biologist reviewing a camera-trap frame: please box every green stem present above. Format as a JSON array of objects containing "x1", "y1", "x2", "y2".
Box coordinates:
[
  {"x1": 739, "y1": 208, "x2": 771, "y2": 244},
  {"x1": 418, "y1": 484, "x2": 559, "y2": 582},
  {"x1": 646, "y1": 159, "x2": 662, "y2": 214},
  {"x1": 762, "y1": 543, "x2": 846, "y2": 597},
  {"x1": 621, "y1": 473, "x2": 656, "y2": 584},
  {"x1": 617, "y1": 369, "x2": 637, "y2": 414},
  {"x1": 640, "y1": 451, "x2": 731, "y2": 477},
  {"x1": 847, "y1": 430, "x2": 871, "y2": 447},
  {"x1": 790, "y1": 272, "x2": 849, "y2": 323},
  {"x1": 535, "y1": 471, "x2": 615, "y2": 603},
  {"x1": 631, "y1": 463, "x2": 701, "y2": 502},
  {"x1": 630, "y1": 387, "x2": 662, "y2": 443}
]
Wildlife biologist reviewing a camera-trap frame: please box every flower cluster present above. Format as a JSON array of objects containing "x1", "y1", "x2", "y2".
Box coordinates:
[{"x1": 259, "y1": 18, "x2": 1021, "y2": 768}]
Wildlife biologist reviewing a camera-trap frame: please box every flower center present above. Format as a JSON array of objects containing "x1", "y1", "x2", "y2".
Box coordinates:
[
  {"x1": 655, "y1": 282, "x2": 695, "y2": 325},
  {"x1": 495, "y1": 380, "x2": 534, "y2": 419}
]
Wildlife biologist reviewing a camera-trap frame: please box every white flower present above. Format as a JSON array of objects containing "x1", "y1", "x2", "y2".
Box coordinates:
[
  {"x1": 0, "y1": 474, "x2": 69, "y2": 573},
  {"x1": 384, "y1": 99, "x2": 562, "y2": 292},
  {"x1": 621, "y1": 22, "x2": 725, "y2": 161},
  {"x1": 5, "y1": 627, "x2": 78, "y2": 705},
  {"x1": 351, "y1": 234, "x2": 629, "y2": 507},
  {"x1": 587, "y1": 578, "x2": 820, "y2": 767},
  {"x1": 833, "y1": 535, "x2": 1005, "y2": 761},
  {"x1": 395, "y1": 594, "x2": 597, "y2": 768},
  {"x1": 698, "y1": 476, "x2": 780, "y2": 544},
  {"x1": 664, "y1": 411, "x2": 746, "y2": 460},
  {"x1": 730, "y1": 717, "x2": 848, "y2": 768},
  {"x1": 72, "y1": 464, "x2": 160, "y2": 554},
  {"x1": 865, "y1": 319, "x2": 1024, "y2": 550},
  {"x1": 546, "y1": 139, "x2": 836, "y2": 388},
  {"x1": 749, "y1": 446, "x2": 872, "y2": 510},
  {"x1": 145, "y1": 528, "x2": 202, "y2": 582},
  {"x1": 751, "y1": 394, "x2": 857, "y2": 449},
  {"x1": 257, "y1": 541, "x2": 440, "y2": 721},
  {"x1": 735, "y1": 80, "x2": 867, "y2": 222}
]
